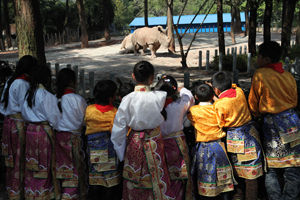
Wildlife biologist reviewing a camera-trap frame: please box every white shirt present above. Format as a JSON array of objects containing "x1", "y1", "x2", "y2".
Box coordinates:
[
  {"x1": 160, "y1": 87, "x2": 194, "y2": 137},
  {"x1": 0, "y1": 79, "x2": 30, "y2": 116},
  {"x1": 111, "y1": 90, "x2": 167, "y2": 161},
  {"x1": 21, "y1": 86, "x2": 61, "y2": 129},
  {"x1": 56, "y1": 93, "x2": 87, "y2": 133}
]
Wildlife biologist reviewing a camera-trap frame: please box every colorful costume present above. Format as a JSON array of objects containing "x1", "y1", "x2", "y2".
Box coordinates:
[
  {"x1": 160, "y1": 88, "x2": 194, "y2": 200},
  {"x1": 0, "y1": 77, "x2": 30, "y2": 199},
  {"x1": 21, "y1": 84, "x2": 61, "y2": 199},
  {"x1": 85, "y1": 104, "x2": 121, "y2": 187},
  {"x1": 248, "y1": 63, "x2": 300, "y2": 200},
  {"x1": 56, "y1": 90, "x2": 87, "y2": 200},
  {"x1": 111, "y1": 85, "x2": 174, "y2": 200},
  {"x1": 214, "y1": 85, "x2": 264, "y2": 179},
  {"x1": 188, "y1": 102, "x2": 234, "y2": 197}
]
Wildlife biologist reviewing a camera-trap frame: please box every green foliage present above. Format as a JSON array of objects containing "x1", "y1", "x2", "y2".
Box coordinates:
[
  {"x1": 288, "y1": 45, "x2": 300, "y2": 61},
  {"x1": 210, "y1": 54, "x2": 257, "y2": 72},
  {"x1": 113, "y1": 0, "x2": 134, "y2": 31}
]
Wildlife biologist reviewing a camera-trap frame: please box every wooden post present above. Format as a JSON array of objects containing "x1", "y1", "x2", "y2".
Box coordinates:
[
  {"x1": 184, "y1": 72, "x2": 190, "y2": 88},
  {"x1": 55, "y1": 63, "x2": 60, "y2": 77},
  {"x1": 227, "y1": 48, "x2": 230, "y2": 55},
  {"x1": 215, "y1": 49, "x2": 218, "y2": 58},
  {"x1": 219, "y1": 52, "x2": 223, "y2": 72},
  {"x1": 199, "y1": 51, "x2": 202, "y2": 69},
  {"x1": 247, "y1": 53, "x2": 251, "y2": 73},
  {"x1": 231, "y1": 47, "x2": 234, "y2": 55},
  {"x1": 239, "y1": 46, "x2": 242, "y2": 55},
  {"x1": 206, "y1": 50, "x2": 210, "y2": 70},
  {"x1": 89, "y1": 71, "x2": 95, "y2": 98},
  {"x1": 73, "y1": 65, "x2": 79, "y2": 93},
  {"x1": 285, "y1": 57, "x2": 290, "y2": 72},
  {"x1": 244, "y1": 45, "x2": 247, "y2": 54},
  {"x1": 67, "y1": 64, "x2": 72, "y2": 69},
  {"x1": 79, "y1": 69, "x2": 86, "y2": 98}
]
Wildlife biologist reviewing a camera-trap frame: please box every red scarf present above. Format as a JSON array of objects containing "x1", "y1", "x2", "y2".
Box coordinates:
[
  {"x1": 95, "y1": 104, "x2": 114, "y2": 113},
  {"x1": 164, "y1": 97, "x2": 173, "y2": 108},
  {"x1": 264, "y1": 62, "x2": 284, "y2": 73},
  {"x1": 63, "y1": 88, "x2": 75, "y2": 96},
  {"x1": 16, "y1": 74, "x2": 29, "y2": 81},
  {"x1": 219, "y1": 88, "x2": 236, "y2": 99}
]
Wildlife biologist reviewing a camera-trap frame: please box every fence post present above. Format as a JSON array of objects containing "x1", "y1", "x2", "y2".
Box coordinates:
[
  {"x1": 247, "y1": 53, "x2": 251, "y2": 73},
  {"x1": 227, "y1": 48, "x2": 230, "y2": 55},
  {"x1": 285, "y1": 57, "x2": 291, "y2": 72},
  {"x1": 73, "y1": 65, "x2": 79, "y2": 93},
  {"x1": 79, "y1": 69, "x2": 86, "y2": 98},
  {"x1": 46, "y1": 62, "x2": 51, "y2": 69},
  {"x1": 215, "y1": 49, "x2": 218, "y2": 58},
  {"x1": 206, "y1": 50, "x2": 210, "y2": 70},
  {"x1": 239, "y1": 46, "x2": 242, "y2": 55},
  {"x1": 199, "y1": 51, "x2": 202, "y2": 69},
  {"x1": 89, "y1": 71, "x2": 95, "y2": 98},
  {"x1": 184, "y1": 72, "x2": 190, "y2": 88},
  {"x1": 233, "y1": 49, "x2": 238, "y2": 83},
  {"x1": 55, "y1": 63, "x2": 60, "y2": 77},
  {"x1": 231, "y1": 47, "x2": 234, "y2": 55},
  {"x1": 244, "y1": 45, "x2": 247, "y2": 54},
  {"x1": 67, "y1": 64, "x2": 72, "y2": 69},
  {"x1": 219, "y1": 52, "x2": 223, "y2": 72}
]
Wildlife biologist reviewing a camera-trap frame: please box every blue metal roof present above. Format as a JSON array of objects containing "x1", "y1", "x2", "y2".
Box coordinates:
[{"x1": 129, "y1": 12, "x2": 245, "y2": 27}]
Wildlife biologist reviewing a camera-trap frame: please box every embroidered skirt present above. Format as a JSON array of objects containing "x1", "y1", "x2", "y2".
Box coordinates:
[
  {"x1": 263, "y1": 109, "x2": 300, "y2": 168},
  {"x1": 1, "y1": 114, "x2": 25, "y2": 199},
  {"x1": 226, "y1": 121, "x2": 264, "y2": 179},
  {"x1": 87, "y1": 131, "x2": 121, "y2": 187},
  {"x1": 24, "y1": 123, "x2": 54, "y2": 199},
  {"x1": 191, "y1": 140, "x2": 234, "y2": 197},
  {"x1": 122, "y1": 128, "x2": 174, "y2": 200},
  {"x1": 55, "y1": 131, "x2": 87, "y2": 200},
  {"x1": 163, "y1": 131, "x2": 193, "y2": 200}
]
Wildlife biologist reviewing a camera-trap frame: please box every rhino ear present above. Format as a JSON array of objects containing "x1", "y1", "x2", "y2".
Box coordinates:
[{"x1": 158, "y1": 26, "x2": 167, "y2": 34}]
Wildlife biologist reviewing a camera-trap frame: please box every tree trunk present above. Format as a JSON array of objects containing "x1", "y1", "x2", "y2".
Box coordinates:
[
  {"x1": 217, "y1": 0, "x2": 225, "y2": 55},
  {"x1": 144, "y1": 0, "x2": 148, "y2": 27},
  {"x1": 15, "y1": 0, "x2": 46, "y2": 64},
  {"x1": 3, "y1": 0, "x2": 12, "y2": 48},
  {"x1": 248, "y1": 0, "x2": 257, "y2": 55},
  {"x1": 263, "y1": 0, "x2": 272, "y2": 42},
  {"x1": 0, "y1": 0, "x2": 5, "y2": 50},
  {"x1": 76, "y1": 0, "x2": 88, "y2": 48},
  {"x1": 244, "y1": 1, "x2": 249, "y2": 37},
  {"x1": 234, "y1": 6, "x2": 242, "y2": 33},
  {"x1": 166, "y1": 0, "x2": 175, "y2": 53},
  {"x1": 103, "y1": 0, "x2": 113, "y2": 41},
  {"x1": 296, "y1": 8, "x2": 300, "y2": 45},
  {"x1": 62, "y1": 0, "x2": 69, "y2": 43},
  {"x1": 281, "y1": 0, "x2": 297, "y2": 58},
  {"x1": 231, "y1": 6, "x2": 236, "y2": 44}
]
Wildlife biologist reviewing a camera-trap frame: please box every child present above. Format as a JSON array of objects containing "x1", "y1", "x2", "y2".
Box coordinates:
[
  {"x1": 84, "y1": 80, "x2": 121, "y2": 200},
  {"x1": 188, "y1": 83, "x2": 234, "y2": 199},
  {"x1": 212, "y1": 71, "x2": 264, "y2": 200},
  {"x1": 155, "y1": 75, "x2": 194, "y2": 200},
  {"x1": 248, "y1": 41, "x2": 300, "y2": 200},
  {"x1": 21, "y1": 65, "x2": 61, "y2": 199},
  {"x1": 111, "y1": 61, "x2": 174, "y2": 200},
  {"x1": 0, "y1": 55, "x2": 37, "y2": 200},
  {"x1": 55, "y1": 68, "x2": 87, "y2": 199}
]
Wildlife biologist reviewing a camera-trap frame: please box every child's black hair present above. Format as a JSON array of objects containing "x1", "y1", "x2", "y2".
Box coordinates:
[
  {"x1": 194, "y1": 84, "x2": 214, "y2": 102},
  {"x1": 133, "y1": 61, "x2": 154, "y2": 84},
  {"x1": 1, "y1": 55, "x2": 37, "y2": 108},
  {"x1": 27, "y1": 64, "x2": 52, "y2": 108},
  {"x1": 258, "y1": 41, "x2": 282, "y2": 63},
  {"x1": 93, "y1": 80, "x2": 117, "y2": 105},
  {"x1": 211, "y1": 71, "x2": 232, "y2": 92},
  {"x1": 56, "y1": 68, "x2": 76, "y2": 99},
  {"x1": 154, "y1": 75, "x2": 178, "y2": 100}
]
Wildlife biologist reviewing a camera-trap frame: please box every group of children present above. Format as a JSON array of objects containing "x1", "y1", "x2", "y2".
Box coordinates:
[{"x1": 0, "y1": 40, "x2": 299, "y2": 200}]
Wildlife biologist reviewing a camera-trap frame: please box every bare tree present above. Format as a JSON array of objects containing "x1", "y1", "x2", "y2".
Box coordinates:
[
  {"x1": 281, "y1": 0, "x2": 298, "y2": 58},
  {"x1": 248, "y1": 0, "x2": 259, "y2": 55},
  {"x1": 217, "y1": 0, "x2": 225, "y2": 55},
  {"x1": 144, "y1": 0, "x2": 148, "y2": 27},
  {"x1": 103, "y1": 0, "x2": 114, "y2": 41},
  {"x1": 166, "y1": 0, "x2": 175, "y2": 53},
  {"x1": 0, "y1": 0, "x2": 5, "y2": 50},
  {"x1": 263, "y1": 0, "x2": 272, "y2": 42},
  {"x1": 296, "y1": 7, "x2": 300, "y2": 45},
  {"x1": 15, "y1": 0, "x2": 46, "y2": 64},
  {"x1": 174, "y1": 0, "x2": 213, "y2": 68},
  {"x1": 76, "y1": 0, "x2": 88, "y2": 48},
  {"x1": 244, "y1": 1, "x2": 249, "y2": 37},
  {"x1": 3, "y1": 0, "x2": 12, "y2": 48},
  {"x1": 62, "y1": 0, "x2": 69, "y2": 43},
  {"x1": 230, "y1": 5, "x2": 236, "y2": 44}
]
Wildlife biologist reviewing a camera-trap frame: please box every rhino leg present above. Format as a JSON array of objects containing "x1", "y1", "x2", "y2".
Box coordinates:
[
  {"x1": 140, "y1": 45, "x2": 147, "y2": 56},
  {"x1": 148, "y1": 44, "x2": 157, "y2": 58}
]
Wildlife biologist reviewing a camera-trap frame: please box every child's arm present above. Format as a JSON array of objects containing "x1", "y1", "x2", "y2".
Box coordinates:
[
  {"x1": 213, "y1": 101, "x2": 226, "y2": 128},
  {"x1": 111, "y1": 101, "x2": 129, "y2": 162},
  {"x1": 43, "y1": 92, "x2": 61, "y2": 129},
  {"x1": 248, "y1": 73, "x2": 261, "y2": 117}
]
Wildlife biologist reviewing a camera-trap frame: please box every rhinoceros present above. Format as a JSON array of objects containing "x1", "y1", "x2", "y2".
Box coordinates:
[
  {"x1": 120, "y1": 33, "x2": 135, "y2": 54},
  {"x1": 131, "y1": 26, "x2": 171, "y2": 58}
]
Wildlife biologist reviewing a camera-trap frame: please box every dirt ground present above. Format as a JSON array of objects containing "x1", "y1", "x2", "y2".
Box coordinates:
[{"x1": 0, "y1": 32, "x2": 289, "y2": 87}]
